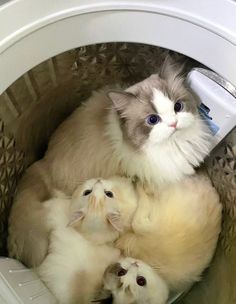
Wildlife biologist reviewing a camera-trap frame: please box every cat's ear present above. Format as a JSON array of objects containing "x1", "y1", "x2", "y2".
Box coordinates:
[
  {"x1": 107, "y1": 91, "x2": 135, "y2": 113},
  {"x1": 107, "y1": 212, "x2": 123, "y2": 232},
  {"x1": 68, "y1": 210, "x2": 85, "y2": 227},
  {"x1": 159, "y1": 54, "x2": 185, "y2": 82},
  {"x1": 159, "y1": 55, "x2": 186, "y2": 96}
]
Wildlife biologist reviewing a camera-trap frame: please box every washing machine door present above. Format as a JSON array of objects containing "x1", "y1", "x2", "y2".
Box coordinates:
[{"x1": 0, "y1": 0, "x2": 236, "y2": 93}]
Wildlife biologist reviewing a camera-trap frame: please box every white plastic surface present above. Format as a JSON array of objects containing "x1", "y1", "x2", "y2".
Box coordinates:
[
  {"x1": 0, "y1": 0, "x2": 236, "y2": 94},
  {"x1": 0, "y1": 257, "x2": 56, "y2": 304},
  {"x1": 187, "y1": 69, "x2": 236, "y2": 147}
]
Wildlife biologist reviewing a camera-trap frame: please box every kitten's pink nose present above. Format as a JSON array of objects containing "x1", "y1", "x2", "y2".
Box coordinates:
[{"x1": 169, "y1": 122, "x2": 177, "y2": 128}]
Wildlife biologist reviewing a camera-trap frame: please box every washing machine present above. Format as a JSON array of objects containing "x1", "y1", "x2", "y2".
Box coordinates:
[{"x1": 0, "y1": 1, "x2": 236, "y2": 303}]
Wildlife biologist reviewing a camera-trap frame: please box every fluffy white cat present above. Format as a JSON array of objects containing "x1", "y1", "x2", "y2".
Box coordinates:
[
  {"x1": 36, "y1": 173, "x2": 221, "y2": 302},
  {"x1": 100, "y1": 257, "x2": 169, "y2": 304},
  {"x1": 8, "y1": 58, "x2": 212, "y2": 267},
  {"x1": 115, "y1": 172, "x2": 222, "y2": 292}
]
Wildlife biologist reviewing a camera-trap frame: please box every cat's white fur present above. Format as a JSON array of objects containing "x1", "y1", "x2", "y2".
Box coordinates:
[
  {"x1": 116, "y1": 172, "x2": 222, "y2": 292},
  {"x1": 103, "y1": 257, "x2": 169, "y2": 304}
]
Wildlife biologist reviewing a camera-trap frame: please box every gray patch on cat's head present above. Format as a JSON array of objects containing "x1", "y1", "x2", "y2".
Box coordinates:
[
  {"x1": 107, "y1": 57, "x2": 198, "y2": 149},
  {"x1": 108, "y1": 90, "x2": 155, "y2": 148},
  {"x1": 105, "y1": 262, "x2": 122, "y2": 276},
  {"x1": 103, "y1": 262, "x2": 124, "y2": 293},
  {"x1": 104, "y1": 262, "x2": 136, "y2": 303}
]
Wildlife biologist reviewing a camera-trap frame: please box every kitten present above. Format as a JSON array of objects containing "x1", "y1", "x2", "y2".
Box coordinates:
[
  {"x1": 8, "y1": 57, "x2": 212, "y2": 267},
  {"x1": 69, "y1": 176, "x2": 137, "y2": 244},
  {"x1": 38, "y1": 178, "x2": 132, "y2": 304},
  {"x1": 116, "y1": 172, "x2": 222, "y2": 292},
  {"x1": 98, "y1": 257, "x2": 169, "y2": 304}
]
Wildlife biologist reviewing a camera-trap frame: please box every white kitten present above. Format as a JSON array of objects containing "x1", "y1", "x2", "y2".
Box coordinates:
[
  {"x1": 38, "y1": 227, "x2": 119, "y2": 304},
  {"x1": 8, "y1": 57, "x2": 212, "y2": 267},
  {"x1": 116, "y1": 172, "x2": 222, "y2": 292},
  {"x1": 70, "y1": 177, "x2": 138, "y2": 240},
  {"x1": 37, "y1": 178, "x2": 133, "y2": 304},
  {"x1": 101, "y1": 257, "x2": 169, "y2": 304},
  {"x1": 38, "y1": 177, "x2": 138, "y2": 304}
]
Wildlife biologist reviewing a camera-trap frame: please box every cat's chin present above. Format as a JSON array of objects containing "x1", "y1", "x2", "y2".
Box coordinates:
[
  {"x1": 156, "y1": 127, "x2": 190, "y2": 143},
  {"x1": 141, "y1": 133, "x2": 211, "y2": 184},
  {"x1": 154, "y1": 129, "x2": 178, "y2": 144},
  {"x1": 141, "y1": 144, "x2": 196, "y2": 186}
]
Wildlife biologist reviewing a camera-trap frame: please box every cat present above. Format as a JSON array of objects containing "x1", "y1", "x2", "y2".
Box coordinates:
[
  {"x1": 8, "y1": 56, "x2": 212, "y2": 267},
  {"x1": 115, "y1": 172, "x2": 222, "y2": 292},
  {"x1": 97, "y1": 257, "x2": 169, "y2": 304},
  {"x1": 68, "y1": 176, "x2": 137, "y2": 244},
  {"x1": 37, "y1": 177, "x2": 134, "y2": 304}
]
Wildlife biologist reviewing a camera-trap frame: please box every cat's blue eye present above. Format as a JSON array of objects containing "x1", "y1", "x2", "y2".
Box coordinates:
[
  {"x1": 105, "y1": 191, "x2": 114, "y2": 198},
  {"x1": 174, "y1": 100, "x2": 184, "y2": 112},
  {"x1": 146, "y1": 114, "x2": 161, "y2": 125},
  {"x1": 83, "y1": 189, "x2": 92, "y2": 196}
]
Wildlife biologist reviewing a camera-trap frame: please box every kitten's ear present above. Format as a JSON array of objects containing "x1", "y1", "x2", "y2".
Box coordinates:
[
  {"x1": 92, "y1": 287, "x2": 112, "y2": 303},
  {"x1": 107, "y1": 91, "x2": 135, "y2": 113},
  {"x1": 107, "y1": 212, "x2": 123, "y2": 232},
  {"x1": 68, "y1": 210, "x2": 85, "y2": 227}
]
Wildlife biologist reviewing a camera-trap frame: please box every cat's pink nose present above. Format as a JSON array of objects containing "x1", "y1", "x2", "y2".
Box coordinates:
[{"x1": 169, "y1": 122, "x2": 177, "y2": 128}]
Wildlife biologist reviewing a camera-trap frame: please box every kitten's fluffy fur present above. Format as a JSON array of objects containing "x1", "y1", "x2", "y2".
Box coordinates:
[
  {"x1": 39, "y1": 226, "x2": 119, "y2": 304},
  {"x1": 39, "y1": 174, "x2": 221, "y2": 302},
  {"x1": 116, "y1": 173, "x2": 222, "y2": 292},
  {"x1": 102, "y1": 257, "x2": 169, "y2": 304},
  {"x1": 38, "y1": 178, "x2": 136, "y2": 304},
  {"x1": 8, "y1": 58, "x2": 211, "y2": 267}
]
